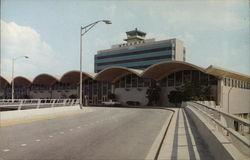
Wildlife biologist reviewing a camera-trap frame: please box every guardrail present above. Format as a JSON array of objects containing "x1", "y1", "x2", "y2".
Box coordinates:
[
  {"x1": 0, "y1": 99, "x2": 80, "y2": 110},
  {"x1": 186, "y1": 101, "x2": 250, "y2": 156}
]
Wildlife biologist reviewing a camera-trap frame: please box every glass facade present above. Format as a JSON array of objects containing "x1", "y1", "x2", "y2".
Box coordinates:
[
  {"x1": 3, "y1": 82, "x2": 78, "y2": 99},
  {"x1": 4, "y1": 85, "x2": 29, "y2": 99},
  {"x1": 114, "y1": 74, "x2": 156, "y2": 89},
  {"x1": 161, "y1": 70, "x2": 217, "y2": 87},
  {"x1": 95, "y1": 42, "x2": 175, "y2": 72}
]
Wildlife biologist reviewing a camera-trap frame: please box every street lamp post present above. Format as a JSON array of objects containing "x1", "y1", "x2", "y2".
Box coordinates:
[
  {"x1": 12, "y1": 56, "x2": 29, "y2": 101},
  {"x1": 79, "y1": 20, "x2": 112, "y2": 109}
]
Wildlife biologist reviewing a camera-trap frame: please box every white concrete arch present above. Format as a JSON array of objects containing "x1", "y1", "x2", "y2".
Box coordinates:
[
  {"x1": 94, "y1": 66, "x2": 143, "y2": 83},
  {"x1": 60, "y1": 70, "x2": 96, "y2": 84},
  {"x1": 0, "y1": 76, "x2": 12, "y2": 87},
  {"x1": 12, "y1": 76, "x2": 33, "y2": 86},
  {"x1": 141, "y1": 61, "x2": 205, "y2": 81},
  {"x1": 33, "y1": 74, "x2": 60, "y2": 86}
]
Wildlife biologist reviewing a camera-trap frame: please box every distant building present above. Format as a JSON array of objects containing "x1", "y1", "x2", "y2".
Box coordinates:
[{"x1": 94, "y1": 28, "x2": 185, "y2": 72}]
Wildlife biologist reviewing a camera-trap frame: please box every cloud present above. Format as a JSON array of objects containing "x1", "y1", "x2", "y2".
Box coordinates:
[
  {"x1": 145, "y1": 1, "x2": 248, "y2": 32},
  {"x1": 103, "y1": 3, "x2": 117, "y2": 18},
  {"x1": 176, "y1": 32, "x2": 196, "y2": 44},
  {"x1": 1, "y1": 20, "x2": 59, "y2": 77},
  {"x1": 198, "y1": 43, "x2": 250, "y2": 75},
  {"x1": 147, "y1": 32, "x2": 169, "y2": 41},
  {"x1": 109, "y1": 4, "x2": 117, "y2": 16}
]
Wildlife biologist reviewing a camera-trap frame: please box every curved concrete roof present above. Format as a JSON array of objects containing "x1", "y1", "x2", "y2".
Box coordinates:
[
  {"x1": 205, "y1": 65, "x2": 250, "y2": 82},
  {"x1": 1, "y1": 61, "x2": 249, "y2": 88},
  {"x1": 0, "y1": 76, "x2": 11, "y2": 87},
  {"x1": 13, "y1": 76, "x2": 33, "y2": 86},
  {"x1": 142, "y1": 61, "x2": 205, "y2": 81},
  {"x1": 33, "y1": 74, "x2": 60, "y2": 85},
  {"x1": 95, "y1": 66, "x2": 143, "y2": 83},
  {"x1": 60, "y1": 70, "x2": 96, "y2": 84}
]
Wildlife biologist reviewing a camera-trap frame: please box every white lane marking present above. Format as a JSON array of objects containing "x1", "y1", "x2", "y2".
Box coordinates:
[
  {"x1": 21, "y1": 144, "x2": 27, "y2": 147},
  {"x1": 3, "y1": 149, "x2": 10, "y2": 152},
  {"x1": 35, "y1": 139, "x2": 41, "y2": 142},
  {"x1": 60, "y1": 132, "x2": 64, "y2": 134},
  {"x1": 70, "y1": 129, "x2": 73, "y2": 131},
  {"x1": 49, "y1": 135, "x2": 53, "y2": 138},
  {"x1": 77, "y1": 126, "x2": 81, "y2": 129}
]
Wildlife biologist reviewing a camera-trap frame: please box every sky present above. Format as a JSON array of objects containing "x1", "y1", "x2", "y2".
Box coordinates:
[{"x1": 0, "y1": 0, "x2": 249, "y2": 78}]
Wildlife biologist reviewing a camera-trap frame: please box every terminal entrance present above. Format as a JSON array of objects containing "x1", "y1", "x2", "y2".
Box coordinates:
[{"x1": 83, "y1": 78, "x2": 111, "y2": 106}]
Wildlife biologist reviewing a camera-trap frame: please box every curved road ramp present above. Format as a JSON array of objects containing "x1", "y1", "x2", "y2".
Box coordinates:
[
  {"x1": 0, "y1": 103, "x2": 249, "y2": 160},
  {"x1": 1, "y1": 106, "x2": 174, "y2": 160}
]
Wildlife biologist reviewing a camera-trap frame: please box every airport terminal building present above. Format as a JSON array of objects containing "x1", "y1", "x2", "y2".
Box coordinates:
[
  {"x1": 95, "y1": 28, "x2": 185, "y2": 72},
  {"x1": 0, "y1": 29, "x2": 249, "y2": 117}
]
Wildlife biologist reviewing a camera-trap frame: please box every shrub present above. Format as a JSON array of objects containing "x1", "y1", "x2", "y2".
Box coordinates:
[
  {"x1": 146, "y1": 86, "x2": 161, "y2": 106},
  {"x1": 168, "y1": 90, "x2": 182, "y2": 107},
  {"x1": 69, "y1": 94, "x2": 77, "y2": 99}
]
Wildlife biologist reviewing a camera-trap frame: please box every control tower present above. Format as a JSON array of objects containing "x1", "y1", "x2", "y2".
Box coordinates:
[{"x1": 124, "y1": 28, "x2": 146, "y2": 43}]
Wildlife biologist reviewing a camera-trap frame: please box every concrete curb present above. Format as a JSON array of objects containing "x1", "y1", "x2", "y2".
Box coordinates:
[
  {"x1": 157, "y1": 108, "x2": 179, "y2": 160},
  {"x1": 145, "y1": 108, "x2": 176, "y2": 160}
]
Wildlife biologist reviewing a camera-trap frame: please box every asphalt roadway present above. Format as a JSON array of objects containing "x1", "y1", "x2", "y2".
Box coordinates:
[{"x1": 0, "y1": 107, "x2": 172, "y2": 160}]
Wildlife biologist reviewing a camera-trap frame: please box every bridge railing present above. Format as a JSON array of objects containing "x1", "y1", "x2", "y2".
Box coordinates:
[
  {"x1": 186, "y1": 101, "x2": 250, "y2": 156},
  {"x1": 0, "y1": 99, "x2": 80, "y2": 110}
]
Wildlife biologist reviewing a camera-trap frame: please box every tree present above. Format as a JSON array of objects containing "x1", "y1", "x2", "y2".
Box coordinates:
[
  {"x1": 69, "y1": 94, "x2": 77, "y2": 99},
  {"x1": 180, "y1": 80, "x2": 212, "y2": 101},
  {"x1": 23, "y1": 94, "x2": 31, "y2": 99},
  {"x1": 168, "y1": 90, "x2": 182, "y2": 107},
  {"x1": 168, "y1": 80, "x2": 213, "y2": 107},
  {"x1": 108, "y1": 92, "x2": 116, "y2": 101},
  {"x1": 146, "y1": 86, "x2": 161, "y2": 106}
]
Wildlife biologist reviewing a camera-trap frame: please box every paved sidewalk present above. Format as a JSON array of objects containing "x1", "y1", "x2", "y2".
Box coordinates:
[{"x1": 158, "y1": 108, "x2": 214, "y2": 160}]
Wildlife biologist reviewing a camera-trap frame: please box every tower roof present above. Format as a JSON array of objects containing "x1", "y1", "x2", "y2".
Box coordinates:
[
  {"x1": 126, "y1": 28, "x2": 146, "y2": 37},
  {"x1": 124, "y1": 28, "x2": 146, "y2": 42}
]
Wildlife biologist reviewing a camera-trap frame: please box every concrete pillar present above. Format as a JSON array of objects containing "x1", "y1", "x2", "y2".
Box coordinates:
[
  {"x1": 63, "y1": 99, "x2": 67, "y2": 106},
  {"x1": 37, "y1": 99, "x2": 41, "y2": 109},
  {"x1": 84, "y1": 95, "x2": 88, "y2": 106},
  {"x1": 52, "y1": 99, "x2": 55, "y2": 107},
  {"x1": 217, "y1": 78, "x2": 223, "y2": 107},
  {"x1": 18, "y1": 100, "x2": 23, "y2": 110},
  {"x1": 111, "y1": 83, "x2": 115, "y2": 94}
]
